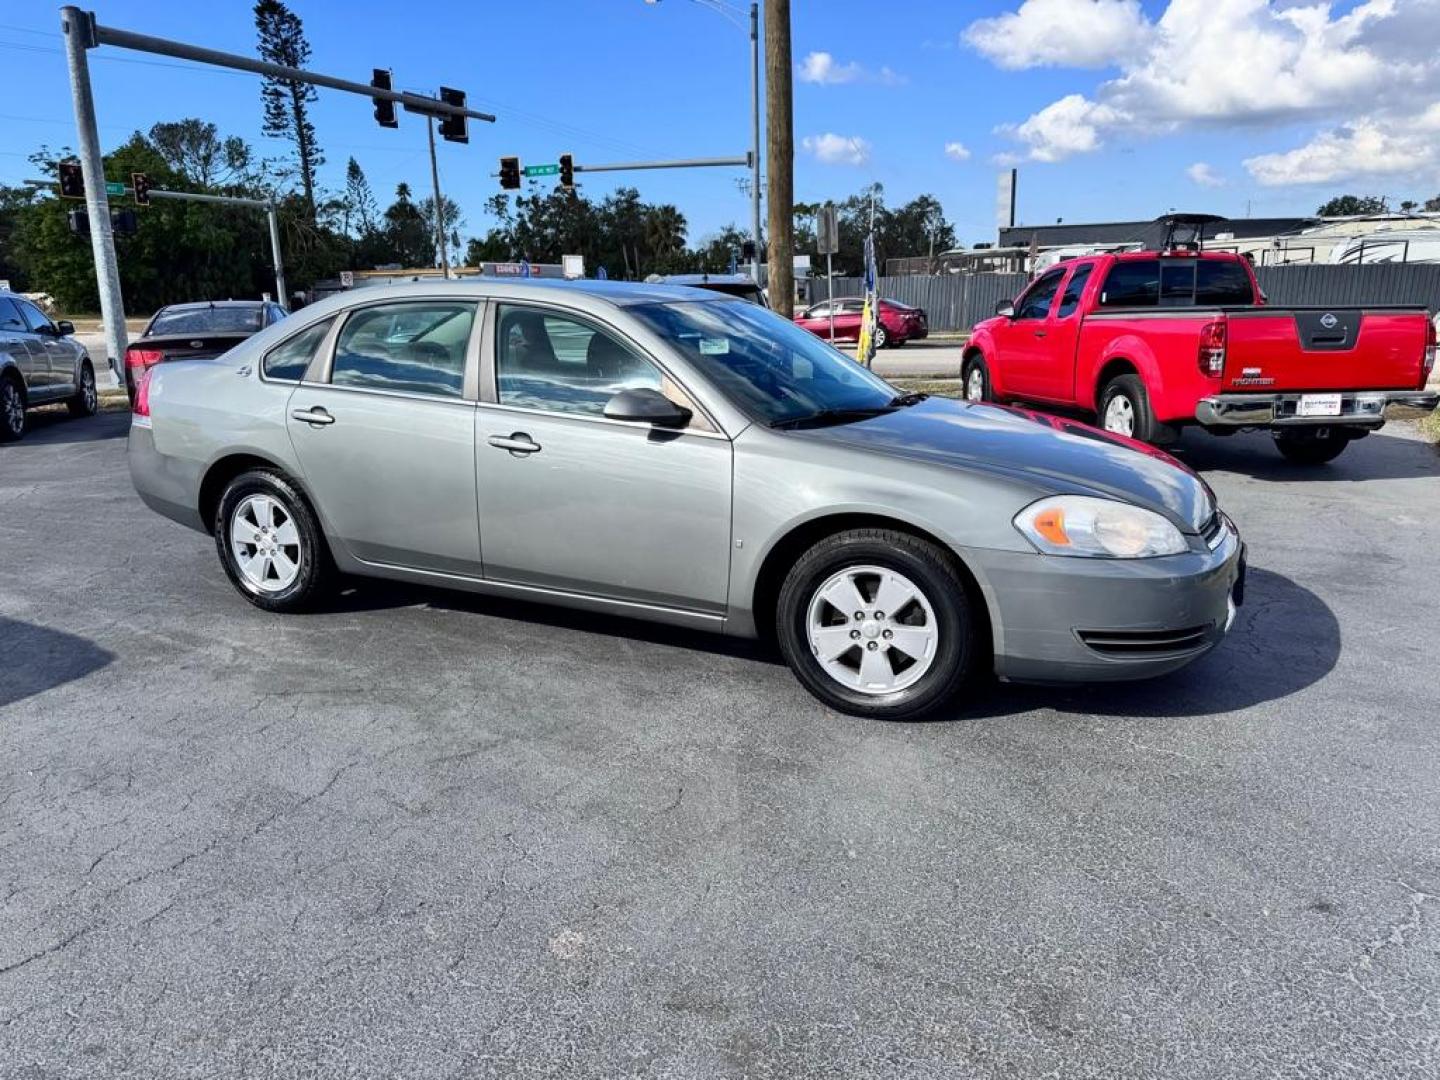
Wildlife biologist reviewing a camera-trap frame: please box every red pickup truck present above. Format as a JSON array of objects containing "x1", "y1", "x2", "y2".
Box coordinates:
[{"x1": 963, "y1": 250, "x2": 1438, "y2": 463}]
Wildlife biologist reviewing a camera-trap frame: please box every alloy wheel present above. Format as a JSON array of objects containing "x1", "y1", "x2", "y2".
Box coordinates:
[
  {"x1": 81, "y1": 367, "x2": 97, "y2": 412},
  {"x1": 1103, "y1": 395, "x2": 1135, "y2": 436},
  {"x1": 229, "y1": 493, "x2": 302, "y2": 593},
  {"x1": 805, "y1": 564, "x2": 939, "y2": 695},
  {"x1": 2, "y1": 382, "x2": 22, "y2": 436},
  {"x1": 966, "y1": 368, "x2": 985, "y2": 402}
]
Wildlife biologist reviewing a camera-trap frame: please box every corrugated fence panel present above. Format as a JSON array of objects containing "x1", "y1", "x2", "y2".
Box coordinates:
[{"x1": 818, "y1": 265, "x2": 1440, "y2": 332}]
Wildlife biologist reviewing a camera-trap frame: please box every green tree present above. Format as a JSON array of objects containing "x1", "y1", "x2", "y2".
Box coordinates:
[
  {"x1": 254, "y1": 0, "x2": 323, "y2": 220},
  {"x1": 342, "y1": 156, "x2": 378, "y2": 237},
  {"x1": 148, "y1": 119, "x2": 254, "y2": 188},
  {"x1": 1316, "y1": 194, "x2": 1389, "y2": 216},
  {"x1": 381, "y1": 183, "x2": 431, "y2": 267}
]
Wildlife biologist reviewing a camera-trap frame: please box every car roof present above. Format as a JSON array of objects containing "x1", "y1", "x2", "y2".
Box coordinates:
[
  {"x1": 327, "y1": 278, "x2": 738, "y2": 310},
  {"x1": 657, "y1": 274, "x2": 759, "y2": 287},
  {"x1": 156, "y1": 300, "x2": 269, "y2": 312}
]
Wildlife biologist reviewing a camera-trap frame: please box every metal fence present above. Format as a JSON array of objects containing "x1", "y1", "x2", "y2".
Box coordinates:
[{"x1": 819, "y1": 264, "x2": 1440, "y2": 332}]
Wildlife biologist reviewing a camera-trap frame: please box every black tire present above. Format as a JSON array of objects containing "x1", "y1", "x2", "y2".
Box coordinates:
[
  {"x1": 214, "y1": 468, "x2": 333, "y2": 612},
  {"x1": 962, "y1": 354, "x2": 991, "y2": 402},
  {"x1": 776, "y1": 528, "x2": 980, "y2": 720},
  {"x1": 67, "y1": 361, "x2": 98, "y2": 418},
  {"x1": 1098, "y1": 373, "x2": 1176, "y2": 445},
  {"x1": 0, "y1": 375, "x2": 25, "y2": 443},
  {"x1": 1274, "y1": 428, "x2": 1350, "y2": 465},
  {"x1": 873, "y1": 325, "x2": 889, "y2": 349}
]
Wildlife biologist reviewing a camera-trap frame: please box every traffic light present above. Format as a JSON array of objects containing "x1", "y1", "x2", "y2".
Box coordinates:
[
  {"x1": 438, "y1": 86, "x2": 468, "y2": 144},
  {"x1": 741, "y1": 239, "x2": 757, "y2": 262},
  {"x1": 111, "y1": 209, "x2": 137, "y2": 237},
  {"x1": 58, "y1": 161, "x2": 84, "y2": 200},
  {"x1": 371, "y1": 68, "x2": 398, "y2": 128},
  {"x1": 558, "y1": 153, "x2": 574, "y2": 190},
  {"x1": 131, "y1": 172, "x2": 152, "y2": 206},
  {"x1": 499, "y1": 156, "x2": 521, "y2": 191},
  {"x1": 67, "y1": 209, "x2": 89, "y2": 236}
]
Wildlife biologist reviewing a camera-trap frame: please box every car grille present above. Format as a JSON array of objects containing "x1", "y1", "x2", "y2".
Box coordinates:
[
  {"x1": 1200, "y1": 513, "x2": 1225, "y2": 550},
  {"x1": 1075, "y1": 626, "x2": 1211, "y2": 657}
]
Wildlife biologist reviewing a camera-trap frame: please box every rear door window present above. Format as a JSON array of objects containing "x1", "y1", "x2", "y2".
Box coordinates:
[
  {"x1": 263, "y1": 317, "x2": 334, "y2": 382},
  {"x1": 1195, "y1": 260, "x2": 1255, "y2": 305},
  {"x1": 1099, "y1": 259, "x2": 1159, "y2": 307},
  {"x1": 331, "y1": 301, "x2": 475, "y2": 398},
  {"x1": 1056, "y1": 264, "x2": 1094, "y2": 318}
]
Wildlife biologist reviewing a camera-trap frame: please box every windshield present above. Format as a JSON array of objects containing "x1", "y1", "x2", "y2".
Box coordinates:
[
  {"x1": 629, "y1": 299, "x2": 898, "y2": 425},
  {"x1": 149, "y1": 306, "x2": 263, "y2": 336}
]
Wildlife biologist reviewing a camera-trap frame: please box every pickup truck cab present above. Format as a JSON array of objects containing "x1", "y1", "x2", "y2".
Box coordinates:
[{"x1": 964, "y1": 251, "x2": 1438, "y2": 463}]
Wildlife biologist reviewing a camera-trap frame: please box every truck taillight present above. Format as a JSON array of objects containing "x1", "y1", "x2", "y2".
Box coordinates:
[
  {"x1": 1424, "y1": 318, "x2": 1437, "y2": 382},
  {"x1": 1198, "y1": 320, "x2": 1226, "y2": 377},
  {"x1": 132, "y1": 367, "x2": 153, "y2": 418}
]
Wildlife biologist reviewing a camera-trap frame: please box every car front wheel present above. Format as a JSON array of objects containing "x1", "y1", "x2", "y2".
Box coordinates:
[
  {"x1": 67, "y1": 361, "x2": 98, "y2": 417},
  {"x1": 0, "y1": 376, "x2": 25, "y2": 442},
  {"x1": 776, "y1": 529, "x2": 979, "y2": 720},
  {"x1": 962, "y1": 355, "x2": 991, "y2": 402},
  {"x1": 215, "y1": 469, "x2": 332, "y2": 612},
  {"x1": 873, "y1": 325, "x2": 889, "y2": 349}
]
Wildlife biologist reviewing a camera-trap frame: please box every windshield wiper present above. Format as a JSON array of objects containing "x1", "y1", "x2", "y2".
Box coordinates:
[
  {"x1": 769, "y1": 406, "x2": 895, "y2": 430},
  {"x1": 888, "y1": 391, "x2": 928, "y2": 407}
]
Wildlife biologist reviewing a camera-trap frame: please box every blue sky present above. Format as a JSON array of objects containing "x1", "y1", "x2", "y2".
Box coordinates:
[{"x1": 3, "y1": 1, "x2": 1436, "y2": 253}]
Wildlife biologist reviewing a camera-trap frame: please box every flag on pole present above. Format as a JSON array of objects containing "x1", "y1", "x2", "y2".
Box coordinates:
[{"x1": 856, "y1": 230, "x2": 879, "y2": 367}]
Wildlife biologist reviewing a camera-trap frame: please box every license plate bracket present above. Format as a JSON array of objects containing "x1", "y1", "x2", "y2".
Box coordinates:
[{"x1": 1297, "y1": 393, "x2": 1342, "y2": 418}]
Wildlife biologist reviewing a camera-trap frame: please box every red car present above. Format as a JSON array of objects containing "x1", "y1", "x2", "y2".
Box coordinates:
[
  {"x1": 794, "y1": 297, "x2": 928, "y2": 348},
  {"x1": 963, "y1": 250, "x2": 1437, "y2": 463}
]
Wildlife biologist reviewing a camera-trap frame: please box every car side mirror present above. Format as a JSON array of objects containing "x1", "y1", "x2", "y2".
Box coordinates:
[
  {"x1": 995, "y1": 301, "x2": 1016, "y2": 318},
  {"x1": 603, "y1": 387, "x2": 692, "y2": 428},
  {"x1": 55, "y1": 320, "x2": 74, "y2": 336}
]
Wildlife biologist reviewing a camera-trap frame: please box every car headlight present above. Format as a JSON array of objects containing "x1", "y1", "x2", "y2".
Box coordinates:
[{"x1": 1014, "y1": 495, "x2": 1188, "y2": 558}]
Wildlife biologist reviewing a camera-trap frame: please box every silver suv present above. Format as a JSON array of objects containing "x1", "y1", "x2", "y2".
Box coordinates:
[{"x1": 0, "y1": 291, "x2": 98, "y2": 442}]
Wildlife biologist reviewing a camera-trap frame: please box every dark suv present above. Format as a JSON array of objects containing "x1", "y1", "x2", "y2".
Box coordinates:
[{"x1": 0, "y1": 291, "x2": 98, "y2": 442}]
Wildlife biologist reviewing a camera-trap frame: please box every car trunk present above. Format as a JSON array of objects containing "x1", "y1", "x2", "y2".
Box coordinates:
[
  {"x1": 1223, "y1": 307, "x2": 1429, "y2": 392},
  {"x1": 133, "y1": 332, "x2": 253, "y2": 363}
]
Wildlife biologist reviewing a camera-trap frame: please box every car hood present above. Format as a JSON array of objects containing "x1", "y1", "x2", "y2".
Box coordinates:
[{"x1": 799, "y1": 396, "x2": 1215, "y2": 532}]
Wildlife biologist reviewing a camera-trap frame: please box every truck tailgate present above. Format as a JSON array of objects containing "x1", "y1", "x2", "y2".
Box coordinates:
[{"x1": 1223, "y1": 308, "x2": 1429, "y2": 391}]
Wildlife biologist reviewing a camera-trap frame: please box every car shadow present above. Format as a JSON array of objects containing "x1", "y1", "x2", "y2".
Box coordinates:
[
  {"x1": 956, "y1": 567, "x2": 1339, "y2": 721},
  {"x1": 7, "y1": 407, "x2": 130, "y2": 446},
  {"x1": 1168, "y1": 423, "x2": 1440, "y2": 482},
  {"x1": 0, "y1": 617, "x2": 115, "y2": 708}
]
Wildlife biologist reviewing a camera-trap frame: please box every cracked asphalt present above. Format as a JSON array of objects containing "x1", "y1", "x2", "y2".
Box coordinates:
[{"x1": 2, "y1": 409, "x2": 1438, "y2": 1078}]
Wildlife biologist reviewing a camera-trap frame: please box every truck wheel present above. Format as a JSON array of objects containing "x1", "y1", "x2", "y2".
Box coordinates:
[
  {"x1": 1098, "y1": 374, "x2": 1176, "y2": 445},
  {"x1": 962, "y1": 355, "x2": 992, "y2": 402},
  {"x1": 1275, "y1": 428, "x2": 1350, "y2": 465}
]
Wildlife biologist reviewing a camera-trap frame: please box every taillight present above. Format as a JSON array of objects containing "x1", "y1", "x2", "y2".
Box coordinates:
[
  {"x1": 1424, "y1": 318, "x2": 1437, "y2": 385},
  {"x1": 126, "y1": 347, "x2": 163, "y2": 371},
  {"x1": 132, "y1": 367, "x2": 153, "y2": 417},
  {"x1": 1198, "y1": 320, "x2": 1226, "y2": 377}
]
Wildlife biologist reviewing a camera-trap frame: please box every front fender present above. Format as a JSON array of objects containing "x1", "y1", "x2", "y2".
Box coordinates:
[{"x1": 964, "y1": 326, "x2": 1011, "y2": 399}]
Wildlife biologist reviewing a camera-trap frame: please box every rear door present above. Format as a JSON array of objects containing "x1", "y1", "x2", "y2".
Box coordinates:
[
  {"x1": 14, "y1": 297, "x2": 73, "y2": 395},
  {"x1": 0, "y1": 299, "x2": 39, "y2": 389},
  {"x1": 285, "y1": 298, "x2": 483, "y2": 576}
]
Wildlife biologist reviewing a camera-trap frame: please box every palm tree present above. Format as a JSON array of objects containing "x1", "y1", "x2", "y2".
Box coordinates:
[{"x1": 643, "y1": 205, "x2": 687, "y2": 265}]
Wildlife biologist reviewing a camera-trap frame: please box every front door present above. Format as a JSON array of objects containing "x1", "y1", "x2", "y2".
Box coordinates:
[
  {"x1": 475, "y1": 302, "x2": 732, "y2": 614},
  {"x1": 285, "y1": 298, "x2": 482, "y2": 576},
  {"x1": 995, "y1": 267, "x2": 1066, "y2": 400},
  {"x1": 1031, "y1": 262, "x2": 1094, "y2": 402}
]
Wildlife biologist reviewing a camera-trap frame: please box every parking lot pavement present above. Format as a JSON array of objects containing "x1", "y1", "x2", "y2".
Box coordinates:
[{"x1": 3, "y1": 410, "x2": 1439, "y2": 1079}]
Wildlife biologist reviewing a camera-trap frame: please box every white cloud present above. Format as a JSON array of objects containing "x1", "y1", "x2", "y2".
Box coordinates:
[
  {"x1": 944, "y1": 141, "x2": 971, "y2": 162},
  {"x1": 977, "y1": 0, "x2": 1440, "y2": 165},
  {"x1": 1243, "y1": 105, "x2": 1440, "y2": 186},
  {"x1": 801, "y1": 133, "x2": 872, "y2": 166},
  {"x1": 963, "y1": 0, "x2": 1150, "y2": 70},
  {"x1": 1186, "y1": 162, "x2": 1225, "y2": 188},
  {"x1": 797, "y1": 51, "x2": 903, "y2": 85}
]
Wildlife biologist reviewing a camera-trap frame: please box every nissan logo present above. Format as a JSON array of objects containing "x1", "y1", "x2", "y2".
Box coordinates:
[{"x1": 1319, "y1": 312, "x2": 1338, "y2": 329}]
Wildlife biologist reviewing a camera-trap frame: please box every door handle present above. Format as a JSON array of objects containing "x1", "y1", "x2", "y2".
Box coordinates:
[
  {"x1": 291, "y1": 406, "x2": 335, "y2": 426},
  {"x1": 487, "y1": 432, "x2": 541, "y2": 455},
  {"x1": 1034, "y1": 330, "x2": 1047, "y2": 338}
]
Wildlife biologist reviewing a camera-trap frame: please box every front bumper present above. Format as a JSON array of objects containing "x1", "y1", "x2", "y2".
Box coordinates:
[
  {"x1": 1196, "y1": 390, "x2": 1438, "y2": 427},
  {"x1": 967, "y1": 516, "x2": 1244, "y2": 684}
]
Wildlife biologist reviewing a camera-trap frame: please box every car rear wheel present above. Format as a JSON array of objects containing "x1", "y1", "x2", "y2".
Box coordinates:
[
  {"x1": 215, "y1": 469, "x2": 332, "y2": 612},
  {"x1": 1098, "y1": 373, "x2": 1176, "y2": 445},
  {"x1": 962, "y1": 355, "x2": 991, "y2": 402},
  {"x1": 67, "y1": 361, "x2": 98, "y2": 418},
  {"x1": 0, "y1": 376, "x2": 25, "y2": 442},
  {"x1": 1274, "y1": 428, "x2": 1350, "y2": 465},
  {"x1": 776, "y1": 529, "x2": 978, "y2": 720}
]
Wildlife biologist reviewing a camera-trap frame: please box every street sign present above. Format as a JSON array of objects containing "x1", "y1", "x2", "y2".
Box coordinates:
[
  {"x1": 339, "y1": 270, "x2": 354, "y2": 288},
  {"x1": 562, "y1": 254, "x2": 584, "y2": 280},
  {"x1": 105, "y1": 181, "x2": 125, "y2": 197},
  {"x1": 817, "y1": 204, "x2": 839, "y2": 254},
  {"x1": 523, "y1": 163, "x2": 559, "y2": 177}
]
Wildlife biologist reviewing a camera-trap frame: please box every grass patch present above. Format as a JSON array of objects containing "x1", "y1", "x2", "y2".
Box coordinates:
[
  {"x1": 888, "y1": 377, "x2": 966, "y2": 399},
  {"x1": 1420, "y1": 409, "x2": 1440, "y2": 444}
]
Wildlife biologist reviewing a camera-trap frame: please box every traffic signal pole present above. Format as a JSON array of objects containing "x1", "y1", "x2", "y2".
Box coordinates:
[
  {"x1": 426, "y1": 116, "x2": 451, "y2": 279},
  {"x1": 60, "y1": 7, "x2": 128, "y2": 383}
]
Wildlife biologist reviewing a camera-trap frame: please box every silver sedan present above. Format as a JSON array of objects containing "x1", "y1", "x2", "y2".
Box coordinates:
[{"x1": 129, "y1": 280, "x2": 1244, "y2": 720}]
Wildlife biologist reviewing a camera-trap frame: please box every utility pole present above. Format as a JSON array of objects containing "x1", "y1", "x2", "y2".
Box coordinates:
[
  {"x1": 60, "y1": 7, "x2": 127, "y2": 385},
  {"x1": 426, "y1": 116, "x2": 450, "y2": 278},
  {"x1": 764, "y1": 0, "x2": 793, "y2": 316},
  {"x1": 748, "y1": 1, "x2": 762, "y2": 283}
]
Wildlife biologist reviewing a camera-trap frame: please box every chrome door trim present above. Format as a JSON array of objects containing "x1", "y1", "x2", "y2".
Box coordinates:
[
  {"x1": 481, "y1": 296, "x2": 725, "y2": 434},
  {"x1": 293, "y1": 379, "x2": 480, "y2": 410},
  {"x1": 473, "y1": 398, "x2": 730, "y2": 441}
]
